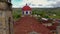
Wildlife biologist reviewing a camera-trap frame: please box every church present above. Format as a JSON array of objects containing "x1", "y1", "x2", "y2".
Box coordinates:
[
  {"x1": 0, "y1": 0, "x2": 60, "y2": 34},
  {"x1": 22, "y1": 4, "x2": 32, "y2": 17}
]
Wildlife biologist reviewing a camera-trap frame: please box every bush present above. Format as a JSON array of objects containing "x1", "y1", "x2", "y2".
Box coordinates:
[{"x1": 12, "y1": 11, "x2": 21, "y2": 20}]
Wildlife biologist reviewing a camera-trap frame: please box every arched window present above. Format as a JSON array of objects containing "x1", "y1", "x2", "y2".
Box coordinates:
[{"x1": 26, "y1": 11, "x2": 28, "y2": 14}]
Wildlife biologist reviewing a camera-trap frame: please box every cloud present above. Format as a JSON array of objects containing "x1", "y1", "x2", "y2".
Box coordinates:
[
  {"x1": 47, "y1": 1, "x2": 60, "y2": 7},
  {"x1": 47, "y1": 0, "x2": 56, "y2": 1},
  {"x1": 56, "y1": 1, "x2": 60, "y2": 7},
  {"x1": 12, "y1": 0, "x2": 60, "y2": 8},
  {"x1": 12, "y1": 0, "x2": 24, "y2": 8}
]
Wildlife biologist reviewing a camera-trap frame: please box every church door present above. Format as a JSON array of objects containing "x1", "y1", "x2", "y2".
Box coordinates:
[{"x1": 26, "y1": 11, "x2": 28, "y2": 14}]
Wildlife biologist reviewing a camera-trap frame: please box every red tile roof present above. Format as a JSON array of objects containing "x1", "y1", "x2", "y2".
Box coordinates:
[
  {"x1": 22, "y1": 5, "x2": 31, "y2": 11},
  {"x1": 14, "y1": 16, "x2": 53, "y2": 34}
]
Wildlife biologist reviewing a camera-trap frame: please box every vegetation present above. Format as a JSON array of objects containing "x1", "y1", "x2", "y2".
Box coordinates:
[
  {"x1": 32, "y1": 8, "x2": 60, "y2": 19},
  {"x1": 12, "y1": 8, "x2": 60, "y2": 20},
  {"x1": 12, "y1": 10, "x2": 22, "y2": 20}
]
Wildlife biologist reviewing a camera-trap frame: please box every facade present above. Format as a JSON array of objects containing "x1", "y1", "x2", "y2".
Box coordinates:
[
  {"x1": 0, "y1": 0, "x2": 13, "y2": 34},
  {"x1": 22, "y1": 4, "x2": 32, "y2": 16}
]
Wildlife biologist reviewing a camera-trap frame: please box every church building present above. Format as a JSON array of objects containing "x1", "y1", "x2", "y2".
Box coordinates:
[
  {"x1": 22, "y1": 4, "x2": 32, "y2": 16},
  {"x1": 0, "y1": 0, "x2": 13, "y2": 34}
]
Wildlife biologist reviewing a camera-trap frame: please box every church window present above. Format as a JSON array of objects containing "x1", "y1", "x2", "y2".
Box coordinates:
[{"x1": 26, "y1": 11, "x2": 28, "y2": 14}]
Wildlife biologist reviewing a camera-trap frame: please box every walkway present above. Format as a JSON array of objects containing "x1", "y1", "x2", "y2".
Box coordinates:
[{"x1": 14, "y1": 16, "x2": 53, "y2": 34}]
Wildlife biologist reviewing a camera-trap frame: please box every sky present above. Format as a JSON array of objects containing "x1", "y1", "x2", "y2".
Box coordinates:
[{"x1": 11, "y1": 0, "x2": 60, "y2": 8}]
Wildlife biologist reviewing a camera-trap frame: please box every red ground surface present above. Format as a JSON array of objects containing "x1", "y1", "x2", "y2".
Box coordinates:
[{"x1": 14, "y1": 16, "x2": 53, "y2": 34}]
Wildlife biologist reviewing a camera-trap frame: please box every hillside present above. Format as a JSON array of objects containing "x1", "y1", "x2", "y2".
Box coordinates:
[{"x1": 12, "y1": 8, "x2": 60, "y2": 20}]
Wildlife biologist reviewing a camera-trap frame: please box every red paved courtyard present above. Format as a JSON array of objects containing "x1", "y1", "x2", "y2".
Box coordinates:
[{"x1": 14, "y1": 16, "x2": 53, "y2": 34}]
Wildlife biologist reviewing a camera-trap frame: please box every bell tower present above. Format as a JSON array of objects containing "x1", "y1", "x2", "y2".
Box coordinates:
[{"x1": 0, "y1": 0, "x2": 13, "y2": 34}]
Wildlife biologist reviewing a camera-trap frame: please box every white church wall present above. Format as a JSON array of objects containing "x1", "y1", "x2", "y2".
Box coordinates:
[
  {"x1": 24, "y1": 11, "x2": 26, "y2": 15},
  {"x1": 28, "y1": 11, "x2": 30, "y2": 15},
  {"x1": 28, "y1": 11, "x2": 31, "y2": 15},
  {"x1": 23, "y1": 11, "x2": 31, "y2": 15}
]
